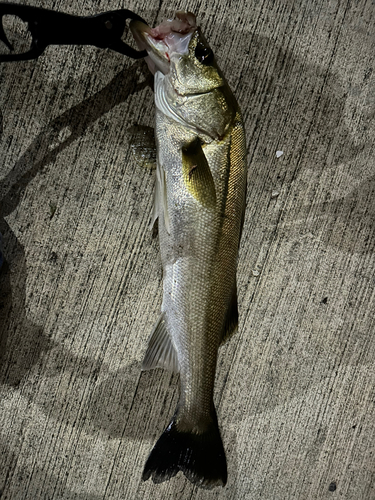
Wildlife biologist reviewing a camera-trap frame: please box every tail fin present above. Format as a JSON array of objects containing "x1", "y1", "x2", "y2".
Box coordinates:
[{"x1": 142, "y1": 409, "x2": 227, "y2": 489}]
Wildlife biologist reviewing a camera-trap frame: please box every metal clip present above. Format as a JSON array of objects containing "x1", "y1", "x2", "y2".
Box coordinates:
[{"x1": 0, "y1": 3, "x2": 148, "y2": 61}]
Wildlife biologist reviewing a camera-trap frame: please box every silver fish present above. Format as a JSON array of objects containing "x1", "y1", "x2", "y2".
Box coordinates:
[{"x1": 130, "y1": 11, "x2": 247, "y2": 489}]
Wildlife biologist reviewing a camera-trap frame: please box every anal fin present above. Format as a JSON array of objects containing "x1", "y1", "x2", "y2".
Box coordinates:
[{"x1": 142, "y1": 313, "x2": 179, "y2": 373}]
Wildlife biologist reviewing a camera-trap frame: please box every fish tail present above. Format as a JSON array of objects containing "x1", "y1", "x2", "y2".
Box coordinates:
[{"x1": 142, "y1": 407, "x2": 227, "y2": 489}]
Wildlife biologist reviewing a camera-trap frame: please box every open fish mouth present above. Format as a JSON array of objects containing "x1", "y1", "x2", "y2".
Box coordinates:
[{"x1": 130, "y1": 12, "x2": 197, "y2": 74}]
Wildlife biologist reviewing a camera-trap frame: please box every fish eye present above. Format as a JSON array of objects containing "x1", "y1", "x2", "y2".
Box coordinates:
[{"x1": 194, "y1": 43, "x2": 214, "y2": 65}]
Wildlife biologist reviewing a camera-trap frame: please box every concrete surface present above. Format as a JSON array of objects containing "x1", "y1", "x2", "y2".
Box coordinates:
[{"x1": 0, "y1": 0, "x2": 374, "y2": 498}]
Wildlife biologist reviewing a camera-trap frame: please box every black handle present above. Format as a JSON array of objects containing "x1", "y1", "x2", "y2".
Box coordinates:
[{"x1": 0, "y1": 4, "x2": 148, "y2": 61}]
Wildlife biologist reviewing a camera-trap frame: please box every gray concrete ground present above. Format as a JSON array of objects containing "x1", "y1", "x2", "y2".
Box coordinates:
[{"x1": 0, "y1": 0, "x2": 374, "y2": 498}]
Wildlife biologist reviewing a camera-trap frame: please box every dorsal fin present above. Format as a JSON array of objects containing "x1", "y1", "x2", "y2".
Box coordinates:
[
  {"x1": 182, "y1": 137, "x2": 216, "y2": 209},
  {"x1": 150, "y1": 163, "x2": 170, "y2": 234},
  {"x1": 220, "y1": 286, "x2": 238, "y2": 344},
  {"x1": 142, "y1": 314, "x2": 179, "y2": 373}
]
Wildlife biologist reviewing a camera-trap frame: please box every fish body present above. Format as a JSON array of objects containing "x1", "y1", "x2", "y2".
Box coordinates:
[{"x1": 131, "y1": 12, "x2": 247, "y2": 488}]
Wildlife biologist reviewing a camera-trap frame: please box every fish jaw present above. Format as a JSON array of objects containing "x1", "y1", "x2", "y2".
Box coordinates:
[
  {"x1": 130, "y1": 12, "x2": 196, "y2": 75},
  {"x1": 130, "y1": 13, "x2": 224, "y2": 97}
]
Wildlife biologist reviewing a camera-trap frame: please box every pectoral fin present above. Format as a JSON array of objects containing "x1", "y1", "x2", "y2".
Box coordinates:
[
  {"x1": 142, "y1": 313, "x2": 179, "y2": 373},
  {"x1": 182, "y1": 138, "x2": 216, "y2": 209},
  {"x1": 220, "y1": 286, "x2": 238, "y2": 344},
  {"x1": 126, "y1": 126, "x2": 168, "y2": 233},
  {"x1": 127, "y1": 125, "x2": 157, "y2": 169}
]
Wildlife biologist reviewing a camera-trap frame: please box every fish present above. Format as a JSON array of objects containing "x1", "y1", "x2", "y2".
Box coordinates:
[{"x1": 130, "y1": 11, "x2": 247, "y2": 489}]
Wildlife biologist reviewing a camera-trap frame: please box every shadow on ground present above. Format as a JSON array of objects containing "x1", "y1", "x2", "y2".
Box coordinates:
[{"x1": 0, "y1": 60, "x2": 152, "y2": 387}]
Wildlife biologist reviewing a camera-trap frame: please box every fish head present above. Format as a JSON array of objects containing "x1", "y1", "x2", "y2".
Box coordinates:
[{"x1": 130, "y1": 12, "x2": 225, "y2": 96}]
